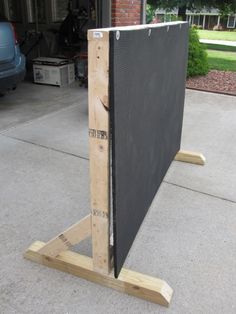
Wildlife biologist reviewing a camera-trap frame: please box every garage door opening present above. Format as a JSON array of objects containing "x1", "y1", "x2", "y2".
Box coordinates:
[{"x1": 0, "y1": 0, "x2": 111, "y2": 87}]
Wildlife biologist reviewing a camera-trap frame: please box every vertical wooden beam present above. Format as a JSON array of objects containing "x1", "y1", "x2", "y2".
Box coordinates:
[{"x1": 88, "y1": 30, "x2": 111, "y2": 274}]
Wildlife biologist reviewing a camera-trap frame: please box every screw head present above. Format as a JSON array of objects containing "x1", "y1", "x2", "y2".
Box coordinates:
[{"x1": 116, "y1": 31, "x2": 120, "y2": 40}]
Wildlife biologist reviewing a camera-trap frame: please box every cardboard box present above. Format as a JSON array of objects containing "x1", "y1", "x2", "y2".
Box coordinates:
[{"x1": 33, "y1": 58, "x2": 75, "y2": 87}]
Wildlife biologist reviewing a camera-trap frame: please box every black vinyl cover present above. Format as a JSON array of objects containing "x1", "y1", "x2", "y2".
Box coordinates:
[{"x1": 110, "y1": 23, "x2": 189, "y2": 278}]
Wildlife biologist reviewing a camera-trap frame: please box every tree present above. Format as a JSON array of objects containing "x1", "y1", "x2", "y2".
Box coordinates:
[
  {"x1": 147, "y1": 0, "x2": 236, "y2": 21},
  {"x1": 217, "y1": 1, "x2": 236, "y2": 22},
  {"x1": 146, "y1": 4, "x2": 156, "y2": 23},
  {"x1": 216, "y1": 0, "x2": 236, "y2": 14}
]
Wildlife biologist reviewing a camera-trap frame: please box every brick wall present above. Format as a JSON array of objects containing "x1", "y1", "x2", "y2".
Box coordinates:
[{"x1": 112, "y1": 0, "x2": 142, "y2": 26}]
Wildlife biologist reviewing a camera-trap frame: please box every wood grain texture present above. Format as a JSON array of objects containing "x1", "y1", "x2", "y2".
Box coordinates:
[
  {"x1": 88, "y1": 30, "x2": 111, "y2": 274},
  {"x1": 24, "y1": 241, "x2": 173, "y2": 307},
  {"x1": 175, "y1": 150, "x2": 206, "y2": 165},
  {"x1": 38, "y1": 215, "x2": 91, "y2": 257}
]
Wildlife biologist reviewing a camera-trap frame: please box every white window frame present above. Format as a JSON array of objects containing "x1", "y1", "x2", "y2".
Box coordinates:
[
  {"x1": 3, "y1": 0, "x2": 9, "y2": 20},
  {"x1": 51, "y1": 0, "x2": 68, "y2": 23},
  {"x1": 25, "y1": 0, "x2": 46, "y2": 24},
  {"x1": 227, "y1": 15, "x2": 236, "y2": 28},
  {"x1": 3, "y1": 0, "x2": 22, "y2": 22},
  {"x1": 26, "y1": 0, "x2": 34, "y2": 23},
  {"x1": 51, "y1": 0, "x2": 58, "y2": 22}
]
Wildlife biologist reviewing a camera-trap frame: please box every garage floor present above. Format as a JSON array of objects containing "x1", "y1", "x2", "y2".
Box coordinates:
[{"x1": 0, "y1": 81, "x2": 236, "y2": 314}]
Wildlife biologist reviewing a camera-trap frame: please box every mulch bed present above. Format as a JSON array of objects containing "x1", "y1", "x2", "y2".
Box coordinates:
[{"x1": 186, "y1": 70, "x2": 236, "y2": 96}]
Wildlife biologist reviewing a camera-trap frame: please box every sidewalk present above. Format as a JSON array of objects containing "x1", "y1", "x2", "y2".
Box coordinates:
[{"x1": 200, "y1": 38, "x2": 236, "y2": 47}]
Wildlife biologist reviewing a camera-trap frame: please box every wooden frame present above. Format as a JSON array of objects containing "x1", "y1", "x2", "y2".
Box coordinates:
[
  {"x1": 175, "y1": 150, "x2": 205, "y2": 166},
  {"x1": 88, "y1": 30, "x2": 111, "y2": 274},
  {"x1": 24, "y1": 26, "x2": 206, "y2": 307}
]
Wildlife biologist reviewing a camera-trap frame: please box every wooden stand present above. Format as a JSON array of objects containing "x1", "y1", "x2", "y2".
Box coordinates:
[
  {"x1": 175, "y1": 150, "x2": 205, "y2": 166},
  {"x1": 24, "y1": 28, "x2": 205, "y2": 307}
]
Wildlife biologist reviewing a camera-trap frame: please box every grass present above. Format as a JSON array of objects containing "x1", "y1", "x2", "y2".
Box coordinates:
[
  {"x1": 207, "y1": 50, "x2": 236, "y2": 71},
  {"x1": 198, "y1": 30, "x2": 236, "y2": 42},
  {"x1": 198, "y1": 31, "x2": 236, "y2": 72}
]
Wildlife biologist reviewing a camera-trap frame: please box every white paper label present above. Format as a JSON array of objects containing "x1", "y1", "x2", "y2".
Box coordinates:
[{"x1": 93, "y1": 31, "x2": 103, "y2": 39}]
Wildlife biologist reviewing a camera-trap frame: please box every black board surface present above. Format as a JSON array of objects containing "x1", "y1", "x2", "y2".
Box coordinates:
[{"x1": 110, "y1": 23, "x2": 189, "y2": 278}]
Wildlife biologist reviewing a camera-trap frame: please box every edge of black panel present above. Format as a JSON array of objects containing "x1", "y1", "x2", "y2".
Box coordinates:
[{"x1": 109, "y1": 31, "x2": 119, "y2": 278}]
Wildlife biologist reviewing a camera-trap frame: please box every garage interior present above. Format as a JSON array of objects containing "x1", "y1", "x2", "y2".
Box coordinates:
[
  {"x1": 0, "y1": 0, "x2": 110, "y2": 87},
  {"x1": 0, "y1": 0, "x2": 111, "y2": 129}
]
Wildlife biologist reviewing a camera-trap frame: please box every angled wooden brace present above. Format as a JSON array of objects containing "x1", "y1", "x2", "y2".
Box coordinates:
[{"x1": 38, "y1": 214, "x2": 91, "y2": 257}]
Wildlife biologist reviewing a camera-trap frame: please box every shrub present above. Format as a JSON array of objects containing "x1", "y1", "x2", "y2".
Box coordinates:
[
  {"x1": 187, "y1": 27, "x2": 209, "y2": 77},
  {"x1": 146, "y1": 4, "x2": 156, "y2": 24}
]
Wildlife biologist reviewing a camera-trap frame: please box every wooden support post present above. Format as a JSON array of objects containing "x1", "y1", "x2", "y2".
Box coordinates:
[
  {"x1": 38, "y1": 215, "x2": 91, "y2": 257},
  {"x1": 24, "y1": 241, "x2": 173, "y2": 307},
  {"x1": 175, "y1": 150, "x2": 206, "y2": 166},
  {"x1": 88, "y1": 30, "x2": 111, "y2": 274}
]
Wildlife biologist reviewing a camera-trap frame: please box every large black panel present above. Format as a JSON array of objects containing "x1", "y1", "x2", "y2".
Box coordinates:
[{"x1": 110, "y1": 23, "x2": 189, "y2": 278}]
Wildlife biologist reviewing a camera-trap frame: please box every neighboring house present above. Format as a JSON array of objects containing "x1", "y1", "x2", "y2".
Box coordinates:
[{"x1": 155, "y1": 8, "x2": 236, "y2": 30}]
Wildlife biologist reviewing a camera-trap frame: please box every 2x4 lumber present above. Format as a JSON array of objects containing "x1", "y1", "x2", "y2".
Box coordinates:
[
  {"x1": 38, "y1": 215, "x2": 91, "y2": 257},
  {"x1": 88, "y1": 30, "x2": 111, "y2": 274},
  {"x1": 175, "y1": 150, "x2": 206, "y2": 166},
  {"x1": 24, "y1": 241, "x2": 173, "y2": 307}
]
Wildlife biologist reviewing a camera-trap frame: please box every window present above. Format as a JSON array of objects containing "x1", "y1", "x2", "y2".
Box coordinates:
[
  {"x1": 0, "y1": 1, "x2": 5, "y2": 17},
  {"x1": 193, "y1": 15, "x2": 199, "y2": 25},
  {"x1": 164, "y1": 14, "x2": 171, "y2": 23},
  {"x1": 4, "y1": 0, "x2": 22, "y2": 22},
  {"x1": 26, "y1": 0, "x2": 46, "y2": 23},
  {"x1": 51, "y1": 0, "x2": 68, "y2": 22},
  {"x1": 227, "y1": 15, "x2": 236, "y2": 28}
]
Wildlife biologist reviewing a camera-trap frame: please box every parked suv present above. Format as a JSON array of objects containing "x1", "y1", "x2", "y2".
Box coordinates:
[{"x1": 0, "y1": 17, "x2": 25, "y2": 95}]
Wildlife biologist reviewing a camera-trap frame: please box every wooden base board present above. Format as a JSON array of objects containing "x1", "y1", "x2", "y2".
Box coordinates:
[
  {"x1": 175, "y1": 150, "x2": 206, "y2": 166},
  {"x1": 24, "y1": 241, "x2": 173, "y2": 307}
]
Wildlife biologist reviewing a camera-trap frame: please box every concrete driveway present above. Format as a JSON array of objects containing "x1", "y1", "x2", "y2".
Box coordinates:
[{"x1": 0, "y1": 82, "x2": 236, "y2": 314}]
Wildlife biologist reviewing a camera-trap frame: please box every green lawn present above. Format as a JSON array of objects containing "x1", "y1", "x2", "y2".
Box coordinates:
[
  {"x1": 198, "y1": 30, "x2": 236, "y2": 42},
  {"x1": 207, "y1": 50, "x2": 236, "y2": 71}
]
